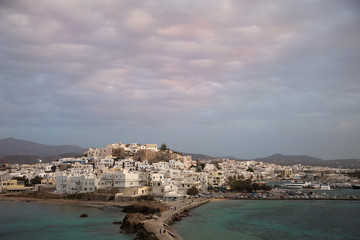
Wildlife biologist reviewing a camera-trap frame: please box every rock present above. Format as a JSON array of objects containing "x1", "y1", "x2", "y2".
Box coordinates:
[
  {"x1": 121, "y1": 213, "x2": 146, "y2": 233},
  {"x1": 172, "y1": 213, "x2": 182, "y2": 221},
  {"x1": 134, "y1": 227, "x2": 158, "y2": 240},
  {"x1": 79, "y1": 213, "x2": 88, "y2": 218},
  {"x1": 113, "y1": 221, "x2": 122, "y2": 224},
  {"x1": 180, "y1": 212, "x2": 189, "y2": 217},
  {"x1": 122, "y1": 204, "x2": 161, "y2": 215}
]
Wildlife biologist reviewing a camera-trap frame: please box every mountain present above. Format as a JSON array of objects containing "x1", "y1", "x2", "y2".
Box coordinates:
[
  {"x1": 0, "y1": 152, "x2": 84, "y2": 165},
  {"x1": 253, "y1": 153, "x2": 324, "y2": 166},
  {"x1": 325, "y1": 159, "x2": 360, "y2": 169},
  {"x1": 0, "y1": 137, "x2": 86, "y2": 158},
  {"x1": 252, "y1": 154, "x2": 360, "y2": 168},
  {"x1": 217, "y1": 156, "x2": 245, "y2": 161}
]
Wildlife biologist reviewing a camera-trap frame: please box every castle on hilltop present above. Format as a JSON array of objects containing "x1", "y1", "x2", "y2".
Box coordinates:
[{"x1": 84, "y1": 141, "x2": 192, "y2": 169}]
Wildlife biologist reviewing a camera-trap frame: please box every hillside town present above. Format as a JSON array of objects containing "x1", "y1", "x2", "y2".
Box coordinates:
[{"x1": 1, "y1": 141, "x2": 359, "y2": 200}]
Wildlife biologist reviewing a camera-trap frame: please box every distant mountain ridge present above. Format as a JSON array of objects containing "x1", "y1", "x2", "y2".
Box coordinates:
[
  {"x1": 253, "y1": 153, "x2": 325, "y2": 165},
  {"x1": 0, "y1": 153, "x2": 84, "y2": 164},
  {"x1": 0, "y1": 137, "x2": 86, "y2": 158},
  {"x1": 1, "y1": 138, "x2": 359, "y2": 168},
  {"x1": 252, "y1": 153, "x2": 360, "y2": 168},
  {"x1": 180, "y1": 152, "x2": 360, "y2": 169}
]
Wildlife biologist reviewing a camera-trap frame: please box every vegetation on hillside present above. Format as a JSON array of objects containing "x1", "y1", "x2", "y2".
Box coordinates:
[
  {"x1": 228, "y1": 177, "x2": 271, "y2": 192},
  {"x1": 187, "y1": 186, "x2": 199, "y2": 195}
]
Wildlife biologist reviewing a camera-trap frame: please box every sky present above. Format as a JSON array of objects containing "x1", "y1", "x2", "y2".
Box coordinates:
[{"x1": 1, "y1": 0, "x2": 360, "y2": 160}]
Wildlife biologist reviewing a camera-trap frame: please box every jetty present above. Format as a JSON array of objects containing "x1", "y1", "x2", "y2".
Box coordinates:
[{"x1": 141, "y1": 198, "x2": 210, "y2": 239}]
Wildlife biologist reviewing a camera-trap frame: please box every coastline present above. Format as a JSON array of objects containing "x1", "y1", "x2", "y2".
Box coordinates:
[
  {"x1": 2, "y1": 194, "x2": 359, "y2": 240},
  {"x1": 0, "y1": 194, "x2": 136, "y2": 208}
]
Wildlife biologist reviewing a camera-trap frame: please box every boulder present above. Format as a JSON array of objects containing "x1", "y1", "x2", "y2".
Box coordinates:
[
  {"x1": 172, "y1": 213, "x2": 182, "y2": 221},
  {"x1": 79, "y1": 213, "x2": 88, "y2": 218},
  {"x1": 134, "y1": 227, "x2": 158, "y2": 240},
  {"x1": 121, "y1": 213, "x2": 146, "y2": 233},
  {"x1": 122, "y1": 204, "x2": 160, "y2": 215}
]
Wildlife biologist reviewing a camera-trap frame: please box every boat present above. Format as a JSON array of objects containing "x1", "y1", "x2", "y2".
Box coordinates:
[
  {"x1": 284, "y1": 181, "x2": 311, "y2": 189},
  {"x1": 351, "y1": 184, "x2": 360, "y2": 189}
]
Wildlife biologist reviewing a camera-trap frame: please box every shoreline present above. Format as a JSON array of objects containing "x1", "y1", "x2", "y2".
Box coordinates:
[{"x1": 0, "y1": 194, "x2": 136, "y2": 208}]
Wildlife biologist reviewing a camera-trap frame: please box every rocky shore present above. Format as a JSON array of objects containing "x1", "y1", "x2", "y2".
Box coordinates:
[{"x1": 0, "y1": 193, "x2": 137, "y2": 207}]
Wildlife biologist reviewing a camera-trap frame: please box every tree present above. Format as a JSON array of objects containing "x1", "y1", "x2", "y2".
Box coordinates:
[
  {"x1": 348, "y1": 171, "x2": 360, "y2": 179},
  {"x1": 246, "y1": 167, "x2": 254, "y2": 172},
  {"x1": 196, "y1": 161, "x2": 206, "y2": 171},
  {"x1": 51, "y1": 166, "x2": 56, "y2": 172},
  {"x1": 160, "y1": 143, "x2": 168, "y2": 151},
  {"x1": 12, "y1": 176, "x2": 30, "y2": 186},
  {"x1": 187, "y1": 186, "x2": 199, "y2": 196},
  {"x1": 230, "y1": 178, "x2": 272, "y2": 193},
  {"x1": 30, "y1": 176, "x2": 43, "y2": 185}
]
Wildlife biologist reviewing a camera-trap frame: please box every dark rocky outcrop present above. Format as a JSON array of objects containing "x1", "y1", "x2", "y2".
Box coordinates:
[
  {"x1": 121, "y1": 213, "x2": 146, "y2": 233},
  {"x1": 122, "y1": 202, "x2": 165, "y2": 215},
  {"x1": 172, "y1": 213, "x2": 182, "y2": 221},
  {"x1": 180, "y1": 208, "x2": 190, "y2": 217},
  {"x1": 79, "y1": 213, "x2": 88, "y2": 218},
  {"x1": 134, "y1": 227, "x2": 158, "y2": 240},
  {"x1": 166, "y1": 209, "x2": 190, "y2": 226}
]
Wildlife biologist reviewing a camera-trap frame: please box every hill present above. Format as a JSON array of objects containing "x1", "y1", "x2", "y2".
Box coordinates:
[
  {"x1": 325, "y1": 159, "x2": 360, "y2": 169},
  {"x1": 0, "y1": 152, "x2": 84, "y2": 165},
  {"x1": 252, "y1": 154, "x2": 360, "y2": 168},
  {"x1": 0, "y1": 137, "x2": 86, "y2": 158},
  {"x1": 253, "y1": 153, "x2": 324, "y2": 166}
]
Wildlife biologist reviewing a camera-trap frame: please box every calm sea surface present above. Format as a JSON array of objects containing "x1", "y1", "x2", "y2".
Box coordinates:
[
  {"x1": 0, "y1": 201, "x2": 134, "y2": 240},
  {"x1": 2, "y1": 200, "x2": 360, "y2": 240},
  {"x1": 174, "y1": 200, "x2": 360, "y2": 240}
]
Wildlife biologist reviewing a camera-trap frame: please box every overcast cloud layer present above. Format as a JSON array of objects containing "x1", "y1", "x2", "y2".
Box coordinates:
[{"x1": 1, "y1": 0, "x2": 359, "y2": 159}]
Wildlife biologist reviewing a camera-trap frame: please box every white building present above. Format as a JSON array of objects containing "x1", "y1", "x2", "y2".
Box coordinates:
[
  {"x1": 56, "y1": 173, "x2": 96, "y2": 194},
  {"x1": 98, "y1": 170, "x2": 141, "y2": 191},
  {"x1": 94, "y1": 157, "x2": 114, "y2": 169}
]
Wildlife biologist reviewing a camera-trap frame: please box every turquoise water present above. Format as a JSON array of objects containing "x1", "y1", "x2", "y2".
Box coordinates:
[
  {"x1": 174, "y1": 200, "x2": 360, "y2": 240},
  {"x1": 0, "y1": 201, "x2": 134, "y2": 240}
]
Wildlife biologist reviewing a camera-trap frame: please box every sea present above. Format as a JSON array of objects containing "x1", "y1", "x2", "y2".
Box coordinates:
[
  {"x1": 0, "y1": 201, "x2": 134, "y2": 240},
  {"x1": 1, "y1": 199, "x2": 360, "y2": 240},
  {"x1": 174, "y1": 200, "x2": 360, "y2": 240}
]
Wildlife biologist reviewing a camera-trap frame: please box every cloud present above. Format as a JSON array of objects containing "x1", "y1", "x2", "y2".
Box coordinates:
[{"x1": 0, "y1": 0, "x2": 359, "y2": 159}]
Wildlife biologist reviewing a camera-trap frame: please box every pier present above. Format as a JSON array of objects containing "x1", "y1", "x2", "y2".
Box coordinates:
[{"x1": 141, "y1": 198, "x2": 210, "y2": 240}]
